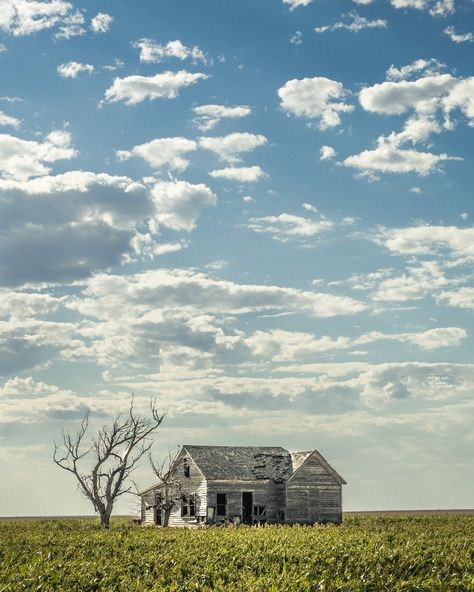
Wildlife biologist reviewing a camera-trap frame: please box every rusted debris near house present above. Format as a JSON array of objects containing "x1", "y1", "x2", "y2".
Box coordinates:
[{"x1": 140, "y1": 445, "x2": 346, "y2": 527}]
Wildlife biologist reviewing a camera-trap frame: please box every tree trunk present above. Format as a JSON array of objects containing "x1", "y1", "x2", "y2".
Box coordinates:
[
  {"x1": 99, "y1": 509, "x2": 111, "y2": 528},
  {"x1": 162, "y1": 508, "x2": 171, "y2": 527}
]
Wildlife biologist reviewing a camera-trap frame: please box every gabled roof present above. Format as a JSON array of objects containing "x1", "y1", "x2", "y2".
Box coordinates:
[
  {"x1": 183, "y1": 445, "x2": 293, "y2": 482},
  {"x1": 288, "y1": 450, "x2": 347, "y2": 485}
]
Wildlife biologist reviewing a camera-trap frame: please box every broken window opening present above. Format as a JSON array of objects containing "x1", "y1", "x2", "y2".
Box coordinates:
[
  {"x1": 181, "y1": 494, "x2": 196, "y2": 517},
  {"x1": 253, "y1": 506, "x2": 267, "y2": 518},
  {"x1": 216, "y1": 493, "x2": 227, "y2": 517},
  {"x1": 183, "y1": 457, "x2": 190, "y2": 478}
]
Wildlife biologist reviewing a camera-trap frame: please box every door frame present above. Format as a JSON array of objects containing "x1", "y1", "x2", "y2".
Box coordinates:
[{"x1": 242, "y1": 491, "x2": 253, "y2": 524}]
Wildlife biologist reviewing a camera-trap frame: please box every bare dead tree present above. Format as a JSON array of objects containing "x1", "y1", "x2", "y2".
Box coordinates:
[
  {"x1": 53, "y1": 398, "x2": 164, "y2": 528},
  {"x1": 149, "y1": 448, "x2": 191, "y2": 527}
]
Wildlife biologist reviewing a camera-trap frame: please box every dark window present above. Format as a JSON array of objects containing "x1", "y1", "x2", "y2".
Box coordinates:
[
  {"x1": 253, "y1": 506, "x2": 266, "y2": 518},
  {"x1": 181, "y1": 494, "x2": 196, "y2": 517},
  {"x1": 216, "y1": 493, "x2": 227, "y2": 517},
  {"x1": 183, "y1": 458, "x2": 190, "y2": 478}
]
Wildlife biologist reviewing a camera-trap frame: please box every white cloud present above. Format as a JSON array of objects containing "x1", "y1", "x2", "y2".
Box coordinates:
[
  {"x1": 130, "y1": 235, "x2": 188, "y2": 260},
  {"x1": 104, "y1": 71, "x2": 209, "y2": 105},
  {"x1": 0, "y1": 318, "x2": 79, "y2": 374},
  {"x1": 150, "y1": 180, "x2": 217, "y2": 231},
  {"x1": 0, "y1": 171, "x2": 153, "y2": 286},
  {"x1": 0, "y1": 291, "x2": 61, "y2": 319},
  {"x1": 315, "y1": 11, "x2": 387, "y2": 34},
  {"x1": 57, "y1": 61, "x2": 94, "y2": 78},
  {"x1": 386, "y1": 58, "x2": 445, "y2": 81},
  {"x1": 439, "y1": 287, "x2": 474, "y2": 310},
  {"x1": 0, "y1": 110, "x2": 21, "y2": 128},
  {"x1": 290, "y1": 30, "x2": 303, "y2": 45},
  {"x1": 359, "y1": 73, "x2": 457, "y2": 115},
  {"x1": 117, "y1": 137, "x2": 197, "y2": 172},
  {"x1": 71, "y1": 268, "x2": 367, "y2": 321},
  {"x1": 90, "y1": 12, "x2": 112, "y2": 34},
  {"x1": 360, "y1": 71, "x2": 474, "y2": 129},
  {"x1": 245, "y1": 326, "x2": 466, "y2": 361},
  {"x1": 192, "y1": 104, "x2": 251, "y2": 131},
  {"x1": 133, "y1": 38, "x2": 208, "y2": 64},
  {"x1": 320, "y1": 145, "x2": 336, "y2": 160},
  {"x1": 199, "y1": 132, "x2": 267, "y2": 163},
  {"x1": 344, "y1": 134, "x2": 460, "y2": 175},
  {"x1": 444, "y1": 26, "x2": 474, "y2": 43},
  {"x1": 390, "y1": 0, "x2": 454, "y2": 16},
  {"x1": 278, "y1": 76, "x2": 353, "y2": 129},
  {"x1": 283, "y1": 0, "x2": 313, "y2": 9},
  {"x1": 0, "y1": 0, "x2": 80, "y2": 36},
  {"x1": 247, "y1": 212, "x2": 333, "y2": 242},
  {"x1": 0, "y1": 130, "x2": 76, "y2": 180},
  {"x1": 53, "y1": 8, "x2": 84, "y2": 40},
  {"x1": 350, "y1": 70, "x2": 474, "y2": 176},
  {"x1": 209, "y1": 166, "x2": 266, "y2": 183},
  {"x1": 378, "y1": 224, "x2": 474, "y2": 261}
]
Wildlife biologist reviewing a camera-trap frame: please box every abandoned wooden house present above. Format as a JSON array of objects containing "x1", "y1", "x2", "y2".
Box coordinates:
[{"x1": 140, "y1": 445, "x2": 346, "y2": 527}]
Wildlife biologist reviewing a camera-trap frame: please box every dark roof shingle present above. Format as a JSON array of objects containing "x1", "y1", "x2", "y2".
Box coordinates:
[{"x1": 183, "y1": 445, "x2": 293, "y2": 482}]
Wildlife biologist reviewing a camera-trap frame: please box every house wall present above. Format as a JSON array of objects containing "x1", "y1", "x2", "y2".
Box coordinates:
[
  {"x1": 140, "y1": 452, "x2": 207, "y2": 527},
  {"x1": 286, "y1": 453, "x2": 342, "y2": 524},
  {"x1": 206, "y1": 479, "x2": 286, "y2": 524}
]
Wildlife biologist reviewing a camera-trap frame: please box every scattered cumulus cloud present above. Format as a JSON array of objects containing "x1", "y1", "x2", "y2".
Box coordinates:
[
  {"x1": 390, "y1": 0, "x2": 454, "y2": 17},
  {"x1": 192, "y1": 104, "x2": 251, "y2": 131},
  {"x1": 199, "y1": 132, "x2": 267, "y2": 163},
  {"x1": 283, "y1": 0, "x2": 313, "y2": 9},
  {"x1": 320, "y1": 145, "x2": 336, "y2": 160},
  {"x1": 151, "y1": 180, "x2": 217, "y2": 231},
  {"x1": 290, "y1": 30, "x2": 303, "y2": 45},
  {"x1": 278, "y1": 76, "x2": 354, "y2": 129},
  {"x1": 346, "y1": 68, "x2": 474, "y2": 176},
  {"x1": 444, "y1": 26, "x2": 474, "y2": 43},
  {"x1": 57, "y1": 61, "x2": 94, "y2": 78},
  {"x1": 386, "y1": 58, "x2": 446, "y2": 81},
  {"x1": 0, "y1": 0, "x2": 82, "y2": 37},
  {"x1": 0, "y1": 130, "x2": 76, "y2": 180},
  {"x1": 209, "y1": 166, "x2": 266, "y2": 183},
  {"x1": 378, "y1": 224, "x2": 474, "y2": 262},
  {"x1": 117, "y1": 137, "x2": 198, "y2": 172},
  {"x1": 133, "y1": 38, "x2": 208, "y2": 65},
  {"x1": 344, "y1": 134, "x2": 460, "y2": 175},
  {"x1": 104, "y1": 71, "x2": 209, "y2": 105},
  {"x1": 53, "y1": 9, "x2": 86, "y2": 40},
  {"x1": 315, "y1": 11, "x2": 387, "y2": 34},
  {"x1": 247, "y1": 212, "x2": 334, "y2": 242},
  {"x1": 0, "y1": 110, "x2": 21, "y2": 128},
  {"x1": 90, "y1": 12, "x2": 113, "y2": 34},
  {"x1": 72, "y1": 268, "x2": 367, "y2": 321},
  {"x1": 0, "y1": 171, "x2": 153, "y2": 286}
]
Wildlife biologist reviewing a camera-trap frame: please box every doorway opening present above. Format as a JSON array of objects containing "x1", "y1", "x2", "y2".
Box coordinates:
[{"x1": 242, "y1": 491, "x2": 253, "y2": 524}]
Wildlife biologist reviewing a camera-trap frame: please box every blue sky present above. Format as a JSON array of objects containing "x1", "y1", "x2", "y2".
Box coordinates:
[{"x1": 0, "y1": 0, "x2": 473, "y2": 515}]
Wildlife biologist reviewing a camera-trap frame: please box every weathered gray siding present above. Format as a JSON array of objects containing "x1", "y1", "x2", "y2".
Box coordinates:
[
  {"x1": 141, "y1": 490, "x2": 158, "y2": 526},
  {"x1": 206, "y1": 479, "x2": 286, "y2": 524},
  {"x1": 140, "y1": 451, "x2": 207, "y2": 527},
  {"x1": 286, "y1": 453, "x2": 342, "y2": 524}
]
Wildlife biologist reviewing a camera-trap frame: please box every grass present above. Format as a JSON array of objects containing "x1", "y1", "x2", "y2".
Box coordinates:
[{"x1": 0, "y1": 515, "x2": 473, "y2": 591}]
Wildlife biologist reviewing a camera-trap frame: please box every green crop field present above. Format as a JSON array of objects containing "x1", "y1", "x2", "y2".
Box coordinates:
[{"x1": 1, "y1": 515, "x2": 473, "y2": 591}]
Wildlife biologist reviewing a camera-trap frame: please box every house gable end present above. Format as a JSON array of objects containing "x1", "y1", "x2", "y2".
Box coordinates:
[{"x1": 287, "y1": 450, "x2": 346, "y2": 485}]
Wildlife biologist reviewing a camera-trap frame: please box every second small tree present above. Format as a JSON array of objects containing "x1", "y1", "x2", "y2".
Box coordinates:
[{"x1": 149, "y1": 449, "x2": 192, "y2": 527}]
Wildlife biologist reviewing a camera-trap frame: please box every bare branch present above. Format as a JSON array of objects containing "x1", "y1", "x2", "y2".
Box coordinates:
[{"x1": 53, "y1": 396, "x2": 164, "y2": 528}]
